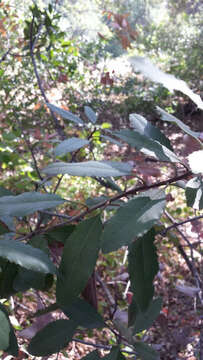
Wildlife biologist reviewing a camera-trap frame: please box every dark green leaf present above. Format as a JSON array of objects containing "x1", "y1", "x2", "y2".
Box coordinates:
[
  {"x1": 131, "y1": 297, "x2": 162, "y2": 333},
  {"x1": 128, "y1": 229, "x2": 159, "y2": 311},
  {"x1": 29, "y1": 235, "x2": 49, "y2": 254},
  {"x1": 101, "y1": 135, "x2": 124, "y2": 147},
  {"x1": 113, "y1": 129, "x2": 179, "y2": 162},
  {"x1": 54, "y1": 137, "x2": 89, "y2": 156},
  {"x1": 0, "y1": 260, "x2": 18, "y2": 298},
  {"x1": 85, "y1": 106, "x2": 97, "y2": 124},
  {"x1": 56, "y1": 216, "x2": 102, "y2": 306},
  {"x1": 81, "y1": 350, "x2": 100, "y2": 359},
  {"x1": 0, "y1": 304, "x2": 18, "y2": 356},
  {"x1": 45, "y1": 225, "x2": 75, "y2": 245},
  {"x1": 101, "y1": 190, "x2": 165, "y2": 253},
  {"x1": 185, "y1": 176, "x2": 203, "y2": 210},
  {"x1": 0, "y1": 187, "x2": 13, "y2": 197},
  {"x1": 43, "y1": 161, "x2": 133, "y2": 178},
  {"x1": 0, "y1": 192, "x2": 64, "y2": 217},
  {"x1": 48, "y1": 103, "x2": 84, "y2": 125},
  {"x1": 103, "y1": 346, "x2": 125, "y2": 359},
  {"x1": 62, "y1": 298, "x2": 105, "y2": 329},
  {"x1": 135, "y1": 341, "x2": 159, "y2": 360},
  {"x1": 156, "y1": 106, "x2": 201, "y2": 141},
  {"x1": 13, "y1": 267, "x2": 53, "y2": 292},
  {"x1": 129, "y1": 113, "x2": 173, "y2": 151},
  {"x1": 0, "y1": 239, "x2": 56, "y2": 274},
  {"x1": 28, "y1": 319, "x2": 77, "y2": 356}
]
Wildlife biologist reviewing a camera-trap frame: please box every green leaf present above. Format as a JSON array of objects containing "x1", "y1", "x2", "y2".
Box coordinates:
[
  {"x1": 101, "y1": 135, "x2": 124, "y2": 147},
  {"x1": 43, "y1": 161, "x2": 133, "y2": 178},
  {"x1": 54, "y1": 137, "x2": 89, "y2": 156},
  {"x1": 129, "y1": 113, "x2": 173, "y2": 151},
  {"x1": 128, "y1": 229, "x2": 159, "y2": 311},
  {"x1": 0, "y1": 187, "x2": 13, "y2": 197},
  {"x1": 135, "y1": 341, "x2": 159, "y2": 360},
  {"x1": 61, "y1": 298, "x2": 105, "y2": 329},
  {"x1": 85, "y1": 106, "x2": 97, "y2": 124},
  {"x1": 156, "y1": 106, "x2": 202, "y2": 142},
  {"x1": 81, "y1": 350, "x2": 100, "y2": 359},
  {"x1": 56, "y1": 216, "x2": 102, "y2": 306},
  {"x1": 103, "y1": 346, "x2": 125, "y2": 359},
  {"x1": 0, "y1": 304, "x2": 18, "y2": 356},
  {"x1": 48, "y1": 103, "x2": 84, "y2": 125},
  {"x1": 0, "y1": 192, "x2": 64, "y2": 217},
  {"x1": 0, "y1": 220, "x2": 10, "y2": 235},
  {"x1": 113, "y1": 129, "x2": 179, "y2": 163},
  {"x1": 185, "y1": 176, "x2": 203, "y2": 210},
  {"x1": 45, "y1": 225, "x2": 75, "y2": 245},
  {"x1": 0, "y1": 239, "x2": 56, "y2": 274},
  {"x1": 13, "y1": 267, "x2": 53, "y2": 292},
  {"x1": 101, "y1": 190, "x2": 165, "y2": 253},
  {"x1": 131, "y1": 297, "x2": 162, "y2": 334},
  {"x1": 28, "y1": 319, "x2": 77, "y2": 356},
  {"x1": 0, "y1": 260, "x2": 18, "y2": 298}
]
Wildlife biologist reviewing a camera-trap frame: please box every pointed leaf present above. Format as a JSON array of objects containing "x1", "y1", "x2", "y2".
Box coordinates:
[
  {"x1": 128, "y1": 229, "x2": 159, "y2": 311},
  {"x1": 48, "y1": 103, "x2": 83, "y2": 125},
  {"x1": 43, "y1": 161, "x2": 133, "y2": 178},
  {"x1": 0, "y1": 192, "x2": 64, "y2": 217},
  {"x1": 0, "y1": 239, "x2": 56, "y2": 274},
  {"x1": 56, "y1": 216, "x2": 102, "y2": 306},
  {"x1": 129, "y1": 113, "x2": 173, "y2": 151},
  {"x1": 131, "y1": 297, "x2": 162, "y2": 334},
  {"x1": 54, "y1": 137, "x2": 89, "y2": 156},
  {"x1": 113, "y1": 129, "x2": 179, "y2": 163},
  {"x1": 45, "y1": 225, "x2": 75, "y2": 245},
  {"x1": 28, "y1": 319, "x2": 77, "y2": 356},
  {"x1": 157, "y1": 107, "x2": 202, "y2": 141},
  {"x1": 103, "y1": 347, "x2": 125, "y2": 359},
  {"x1": 85, "y1": 106, "x2": 97, "y2": 124},
  {"x1": 185, "y1": 176, "x2": 203, "y2": 210},
  {"x1": 0, "y1": 304, "x2": 18, "y2": 356},
  {"x1": 62, "y1": 298, "x2": 105, "y2": 329},
  {"x1": 135, "y1": 341, "x2": 159, "y2": 360},
  {"x1": 101, "y1": 190, "x2": 165, "y2": 253}
]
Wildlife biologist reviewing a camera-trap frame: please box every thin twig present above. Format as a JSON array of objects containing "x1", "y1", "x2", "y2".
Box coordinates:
[
  {"x1": 29, "y1": 16, "x2": 66, "y2": 140},
  {"x1": 0, "y1": 48, "x2": 11, "y2": 63},
  {"x1": 72, "y1": 338, "x2": 137, "y2": 356},
  {"x1": 16, "y1": 170, "x2": 192, "y2": 242},
  {"x1": 162, "y1": 214, "x2": 203, "y2": 235}
]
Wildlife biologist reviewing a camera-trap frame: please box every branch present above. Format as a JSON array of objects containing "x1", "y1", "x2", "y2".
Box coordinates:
[
  {"x1": 16, "y1": 169, "x2": 192, "y2": 242},
  {"x1": 162, "y1": 214, "x2": 203, "y2": 235},
  {"x1": 29, "y1": 16, "x2": 66, "y2": 140},
  {"x1": 72, "y1": 338, "x2": 137, "y2": 356},
  {"x1": 0, "y1": 48, "x2": 11, "y2": 63}
]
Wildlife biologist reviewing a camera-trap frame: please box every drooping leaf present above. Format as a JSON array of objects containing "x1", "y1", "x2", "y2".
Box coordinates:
[
  {"x1": 62, "y1": 298, "x2": 105, "y2": 329},
  {"x1": 48, "y1": 103, "x2": 84, "y2": 125},
  {"x1": 101, "y1": 190, "x2": 165, "y2": 253},
  {"x1": 81, "y1": 350, "x2": 100, "y2": 359},
  {"x1": 0, "y1": 304, "x2": 18, "y2": 356},
  {"x1": 85, "y1": 106, "x2": 97, "y2": 124},
  {"x1": 188, "y1": 150, "x2": 203, "y2": 174},
  {"x1": 185, "y1": 176, "x2": 203, "y2": 210},
  {"x1": 0, "y1": 192, "x2": 64, "y2": 217},
  {"x1": 130, "y1": 56, "x2": 203, "y2": 110},
  {"x1": 156, "y1": 106, "x2": 202, "y2": 141},
  {"x1": 28, "y1": 319, "x2": 77, "y2": 356},
  {"x1": 56, "y1": 216, "x2": 102, "y2": 306},
  {"x1": 129, "y1": 113, "x2": 173, "y2": 150},
  {"x1": 103, "y1": 346, "x2": 125, "y2": 359},
  {"x1": 54, "y1": 137, "x2": 89, "y2": 156},
  {"x1": 134, "y1": 341, "x2": 159, "y2": 360},
  {"x1": 130, "y1": 297, "x2": 162, "y2": 334},
  {"x1": 43, "y1": 161, "x2": 133, "y2": 178},
  {"x1": 0, "y1": 239, "x2": 56, "y2": 274},
  {"x1": 128, "y1": 228, "x2": 159, "y2": 311},
  {"x1": 113, "y1": 129, "x2": 179, "y2": 162}
]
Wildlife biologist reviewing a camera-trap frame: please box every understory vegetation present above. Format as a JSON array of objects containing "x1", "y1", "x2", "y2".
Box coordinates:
[{"x1": 0, "y1": 0, "x2": 202, "y2": 359}]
